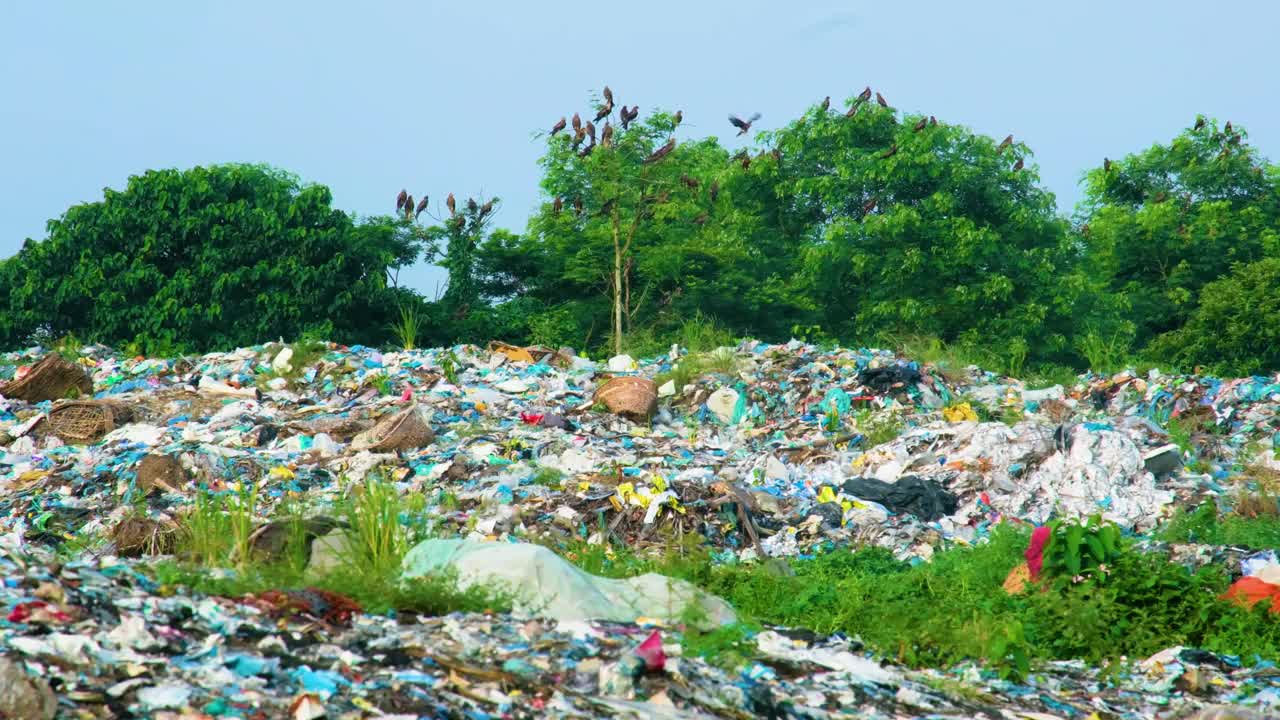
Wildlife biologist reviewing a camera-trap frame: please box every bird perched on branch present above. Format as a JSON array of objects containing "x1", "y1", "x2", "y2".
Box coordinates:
[
  {"x1": 913, "y1": 117, "x2": 927, "y2": 132},
  {"x1": 1012, "y1": 158, "x2": 1024, "y2": 172},
  {"x1": 1225, "y1": 121, "x2": 1233, "y2": 134},
  {"x1": 395, "y1": 189, "x2": 408, "y2": 212},
  {"x1": 620, "y1": 105, "x2": 639, "y2": 130},
  {"x1": 680, "y1": 174, "x2": 699, "y2": 189},
  {"x1": 673, "y1": 110, "x2": 683, "y2": 126},
  {"x1": 480, "y1": 199, "x2": 494, "y2": 217},
  {"x1": 446, "y1": 193, "x2": 456, "y2": 216},
  {"x1": 729, "y1": 113, "x2": 761, "y2": 136},
  {"x1": 929, "y1": 115, "x2": 937, "y2": 126},
  {"x1": 402, "y1": 195, "x2": 413, "y2": 221},
  {"x1": 572, "y1": 113, "x2": 582, "y2": 134},
  {"x1": 735, "y1": 150, "x2": 751, "y2": 170},
  {"x1": 550, "y1": 117, "x2": 566, "y2": 136},
  {"x1": 595, "y1": 86, "x2": 614, "y2": 121},
  {"x1": 1103, "y1": 158, "x2": 1112, "y2": 172},
  {"x1": 1194, "y1": 116, "x2": 1206, "y2": 131},
  {"x1": 579, "y1": 141, "x2": 595, "y2": 158},
  {"x1": 644, "y1": 138, "x2": 675, "y2": 164},
  {"x1": 415, "y1": 196, "x2": 428, "y2": 220},
  {"x1": 880, "y1": 144, "x2": 898, "y2": 159},
  {"x1": 862, "y1": 198, "x2": 877, "y2": 214},
  {"x1": 466, "y1": 198, "x2": 478, "y2": 214},
  {"x1": 601, "y1": 122, "x2": 614, "y2": 148},
  {"x1": 573, "y1": 197, "x2": 583, "y2": 215},
  {"x1": 876, "y1": 91, "x2": 888, "y2": 108},
  {"x1": 820, "y1": 96, "x2": 830, "y2": 112},
  {"x1": 997, "y1": 134, "x2": 1013, "y2": 153},
  {"x1": 552, "y1": 197, "x2": 563, "y2": 214},
  {"x1": 709, "y1": 181, "x2": 720, "y2": 201},
  {"x1": 585, "y1": 121, "x2": 596, "y2": 144}
]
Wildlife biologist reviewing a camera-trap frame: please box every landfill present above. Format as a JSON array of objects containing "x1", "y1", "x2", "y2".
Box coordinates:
[{"x1": 2, "y1": 339, "x2": 1280, "y2": 718}]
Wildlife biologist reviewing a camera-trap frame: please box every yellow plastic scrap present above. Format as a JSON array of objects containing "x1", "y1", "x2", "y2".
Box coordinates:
[
  {"x1": 269, "y1": 466, "x2": 296, "y2": 480},
  {"x1": 943, "y1": 402, "x2": 978, "y2": 423},
  {"x1": 816, "y1": 486, "x2": 837, "y2": 504}
]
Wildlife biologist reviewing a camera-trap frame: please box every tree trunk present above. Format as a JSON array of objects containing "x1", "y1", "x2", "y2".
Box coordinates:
[{"x1": 612, "y1": 212, "x2": 623, "y2": 356}]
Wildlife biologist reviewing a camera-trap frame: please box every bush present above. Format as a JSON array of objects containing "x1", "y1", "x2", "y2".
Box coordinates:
[{"x1": 1148, "y1": 258, "x2": 1280, "y2": 376}]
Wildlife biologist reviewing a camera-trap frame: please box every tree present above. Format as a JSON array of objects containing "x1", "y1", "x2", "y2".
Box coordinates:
[
  {"x1": 0, "y1": 164, "x2": 426, "y2": 353},
  {"x1": 1078, "y1": 119, "x2": 1280, "y2": 351},
  {"x1": 765, "y1": 96, "x2": 1082, "y2": 367}
]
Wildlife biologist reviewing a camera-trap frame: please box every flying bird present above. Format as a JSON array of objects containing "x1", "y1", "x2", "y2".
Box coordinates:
[
  {"x1": 913, "y1": 117, "x2": 927, "y2": 132},
  {"x1": 552, "y1": 197, "x2": 563, "y2": 214},
  {"x1": 644, "y1": 138, "x2": 676, "y2": 164},
  {"x1": 875, "y1": 92, "x2": 888, "y2": 108},
  {"x1": 673, "y1": 110, "x2": 683, "y2": 126},
  {"x1": 997, "y1": 135, "x2": 1013, "y2": 153},
  {"x1": 1193, "y1": 116, "x2": 1206, "y2": 131},
  {"x1": 550, "y1": 117, "x2": 566, "y2": 136},
  {"x1": 446, "y1": 193, "x2": 456, "y2": 216},
  {"x1": 820, "y1": 96, "x2": 830, "y2": 112},
  {"x1": 403, "y1": 195, "x2": 413, "y2": 220},
  {"x1": 880, "y1": 144, "x2": 898, "y2": 159},
  {"x1": 414, "y1": 196, "x2": 428, "y2": 219},
  {"x1": 729, "y1": 113, "x2": 761, "y2": 136},
  {"x1": 396, "y1": 189, "x2": 407, "y2": 212},
  {"x1": 1012, "y1": 158, "x2": 1024, "y2": 172}
]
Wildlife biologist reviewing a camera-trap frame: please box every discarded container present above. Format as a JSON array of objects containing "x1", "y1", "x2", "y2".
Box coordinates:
[
  {"x1": 594, "y1": 376, "x2": 658, "y2": 421},
  {"x1": 38, "y1": 400, "x2": 134, "y2": 444},
  {"x1": 351, "y1": 404, "x2": 434, "y2": 452},
  {"x1": 0, "y1": 353, "x2": 93, "y2": 403}
]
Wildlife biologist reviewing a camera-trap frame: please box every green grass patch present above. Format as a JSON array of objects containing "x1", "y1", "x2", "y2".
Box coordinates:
[{"x1": 1159, "y1": 502, "x2": 1280, "y2": 550}]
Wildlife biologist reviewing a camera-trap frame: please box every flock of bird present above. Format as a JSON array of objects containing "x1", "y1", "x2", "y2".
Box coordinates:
[{"x1": 393, "y1": 188, "x2": 494, "y2": 230}]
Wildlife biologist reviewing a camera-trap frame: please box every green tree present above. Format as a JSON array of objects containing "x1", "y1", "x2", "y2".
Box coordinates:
[
  {"x1": 0, "y1": 164, "x2": 426, "y2": 353},
  {"x1": 766, "y1": 95, "x2": 1082, "y2": 366},
  {"x1": 1148, "y1": 257, "x2": 1280, "y2": 375},
  {"x1": 1078, "y1": 119, "x2": 1280, "y2": 351}
]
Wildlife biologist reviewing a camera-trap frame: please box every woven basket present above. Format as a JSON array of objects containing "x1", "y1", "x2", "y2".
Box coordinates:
[
  {"x1": 41, "y1": 400, "x2": 134, "y2": 444},
  {"x1": 353, "y1": 404, "x2": 434, "y2": 453},
  {"x1": 0, "y1": 354, "x2": 94, "y2": 403},
  {"x1": 136, "y1": 453, "x2": 185, "y2": 494},
  {"x1": 594, "y1": 376, "x2": 658, "y2": 421}
]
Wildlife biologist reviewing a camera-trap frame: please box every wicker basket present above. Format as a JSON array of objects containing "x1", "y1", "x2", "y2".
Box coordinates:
[
  {"x1": 594, "y1": 376, "x2": 658, "y2": 421},
  {"x1": 40, "y1": 400, "x2": 134, "y2": 444},
  {"x1": 136, "y1": 453, "x2": 185, "y2": 494},
  {"x1": 352, "y1": 404, "x2": 435, "y2": 453},
  {"x1": 0, "y1": 354, "x2": 94, "y2": 403}
]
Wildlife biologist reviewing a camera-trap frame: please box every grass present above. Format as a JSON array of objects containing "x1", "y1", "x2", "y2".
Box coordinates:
[
  {"x1": 656, "y1": 348, "x2": 741, "y2": 393},
  {"x1": 389, "y1": 304, "x2": 423, "y2": 351},
  {"x1": 1160, "y1": 501, "x2": 1280, "y2": 549},
  {"x1": 529, "y1": 467, "x2": 565, "y2": 488},
  {"x1": 179, "y1": 484, "x2": 259, "y2": 568},
  {"x1": 853, "y1": 409, "x2": 904, "y2": 447},
  {"x1": 546, "y1": 523, "x2": 1280, "y2": 677}
]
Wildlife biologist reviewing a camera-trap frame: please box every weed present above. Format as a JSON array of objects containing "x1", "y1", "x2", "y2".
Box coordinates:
[
  {"x1": 1165, "y1": 415, "x2": 1197, "y2": 456},
  {"x1": 389, "y1": 304, "x2": 423, "y2": 351},
  {"x1": 1160, "y1": 502, "x2": 1280, "y2": 549},
  {"x1": 853, "y1": 409, "x2": 903, "y2": 448},
  {"x1": 178, "y1": 484, "x2": 259, "y2": 568},
  {"x1": 440, "y1": 349, "x2": 460, "y2": 385},
  {"x1": 339, "y1": 473, "x2": 418, "y2": 577},
  {"x1": 365, "y1": 372, "x2": 395, "y2": 395},
  {"x1": 675, "y1": 312, "x2": 735, "y2": 355},
  {"x1": 656, "y1": 348, "x2": 741, "y2": 392},
  {"x1": 1076, "y1": 326, "x2": 1134, "y2": 375},
  {"x1": 530, "y1": 467, "x2": 564, "y2": 488}
]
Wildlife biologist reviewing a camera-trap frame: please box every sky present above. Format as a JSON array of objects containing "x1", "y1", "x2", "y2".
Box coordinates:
[{"x1": 3, "y1": 1, "x2": 1278, "y2": 294}]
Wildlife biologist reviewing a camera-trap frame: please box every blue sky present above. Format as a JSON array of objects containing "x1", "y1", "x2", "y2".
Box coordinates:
[{"x1": 3, "y1": 1, "x2": 1277, "y2": 293}]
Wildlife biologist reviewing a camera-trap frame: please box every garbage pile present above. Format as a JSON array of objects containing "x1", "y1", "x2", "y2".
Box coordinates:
[{"x1": 1, "y1": 339, "x2": 1279, "y2": 718}]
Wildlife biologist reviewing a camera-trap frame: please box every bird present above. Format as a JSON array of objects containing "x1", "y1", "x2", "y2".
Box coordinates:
[
  {"x1": 1225, "y1": 121, "x2": 1233, "y2": 134},
  {"x1": 1081, "y1": 223, "x2": 1090, "y2": 236},
  {"x1": 880, "y1": 144, "x2": 898, "y2": 159},
  {"x1": 396, "y1": 189, "x2": 407, "y2": 212},
  {"x1": 552, "y1": 197, "x2": 563, "y2": 214},
  {"x1": 594, "y1": 101, "x2": 612, "y2": 123},
  {"x1": 585, "y1": 121, "x2": 596, "y2": 143},
  {"x1": 579, "y1": 141, "x2": 595, "y2": 158},
  {"x1": 246, "y1": 516, "x2": 346, "y2": 565},
  {"x1": 603, "y1": 86, "x2": 614, "y2": 106},
  {"x1": 857, "y1": 86, "x2": 872, "y2": 102},
  {"x1": 680, "y1": 174, "x2": 699, "y2": 189},
  {"x1": 729, "y1": 113, "x2": 761, "y2": 136},
  {"x1": 929, "y1": 115, "x2": 937, "y2": 126},
  {"x1": 998, "y1": 135, "x2": 1013, "y2": 153},
  {"x1": 1194, "y1": 116, "x2": 1206, "y2": 131},
  {"x1": 414, "y1": 196, "x2": 428, "y2": 219},
  {"x1": 820, "y1": 96, "x2": 830, "y2": 112},
  {"x1": 403, "y1": 195, "x2": 413, "y2": 220},
  {"x1": 876, "y1": 92, "x2": 888, "y2": 108},
  {"x1": 550, "y1": 117, "x2": 567, "y2": 136},
  {"x1": 735, "y1": 150, "x2": 751, "y2": 170},
  {"x1": 1103, "y1": 158, "x2": 1112, "y2": 172},
  {"x1": 771, "y1": 148, "x2": 781, "y2": 163},
  {"x1": 621, "y1": 105, "x2": 639, "y2": 130},
  {"x1": 466, "y1": 197, "x2": 478, "y2": 214},
  {"x1": 1012, "y1": 158, "x2": 1024, "y2": 171},
  {"x1": 673, "y1": 110, "x2": 683, "y2": 126},
  {"x1": 480, "y1": 199, "x2": 494, "y2": 217},
  {"x1": 694, "y1": 212, "x2": 708, "y2": 225},
  {"x1": 1151, "y1": 191, "x2": 1168, "y2": 203},
  {"x1": 862, "y1": 198, "x2": 877, "y2": 214},
  {"x1": 446, "y1": 193, "x2": 456, "y2": 216},
  {"x1": 573, "y1": 197, "x2": 583, "y2": 215},
  {"x1": 601, "y1": 122, "x2": 614, "y2": 148},
  {"x1": 644, "y1": 138, "x2": 676, "y2": 164},
  {"x1": 913, "y1": 117, "x2": 927, "y2": 132},
  {"x1": 572, "y1": 113, "x2": 582, "y2": 133},
  {"x1": 1229, "y1": 134, "x2": 1242, "y2": 146},
  {"x1": 709, "y1": 181, "x2": 720, "y2": 201},
  {"x1": 571, "y1": 127, "x2": 586, "y2": 149}
]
